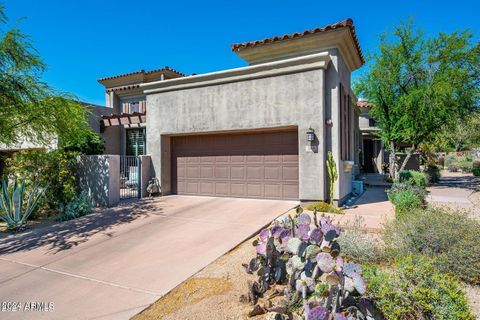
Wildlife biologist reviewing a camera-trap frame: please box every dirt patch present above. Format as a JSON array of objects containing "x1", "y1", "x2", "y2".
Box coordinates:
[
  {"x1": 134, "y1": 278, "x2": 231, "y2": 320},
  {"x1": 133, "y1": 239, "x2": 258, "y2": 320},
  {"x1": 470, "y1": 191, "x2": 480, "y2": 207},
  {"x1": 464, "y1": 284, "x2": 480, "y2": 318}
]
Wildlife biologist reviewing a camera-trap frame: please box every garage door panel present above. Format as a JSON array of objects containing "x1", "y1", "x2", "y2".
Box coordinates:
[
  {"x1": 177, "y1": 165, "x2": 186, "y2": 178},
  {"x1": 215, "y1": 166, "x2": 229, "y2": 179},
  {"x1": 264, "y1": 155, "x2": 281, "y2": 163},
  {"x1": 247, "y1": 183, "x2": 263, "y2": 197},
  {"x1": 200, "y1": 156, "x2": 215, "y2": 163},
  {"x1": 283, "y1": 154, "x2": 299, "y2": 162},
  {"x1": 265, "y1": 184, "x2": 281, "y2": 198},
  {"x1": 200, "y1": 166, "x2": 214, "y2": 178},
  {"x1": 186, "y1": 182, "x2": 199, "y2": 193},
  {"x1": 215, "y1": 155, "x2": 229, "y2": 162},
  {"x1": 246, "y1": 155, "x2": 263, "y2": 163},
  {"x1": 187, "y1": 166, "x2": 200, "y2": 178},
  {"x1": 231, "y1": 166, "x2": 246, "y2": 179},
  {"x1": 200, "y1": 182, "x2": 214, "y2": 195},
  {"x1": 231, "y1": 155, "x2": 245, "y2": 163},
  {"x1": 247, "y1": 166, "x2": 264, "y2": 179},
  {"x1": 173, "y1": 130, "x2": 299, "y2": 200},
  {"x1": 283, "y1": 166, "x2": 299, "y2": 180},
  {"x1": 187, "y1": 157, "x2": 200, "y2": 163},
  {"x1": 177, "y1": 181, "x2": 186, "y2": 193},
  {"x1": 215, "y1": 182, "x2": 229, "y2": 195},
  {"x1": 265, "y1": 166, "x2": 281, "y2": 180},
  {"x1": 283, "y1": 184, "x2": 299, "y2": 199},
  {"x1": 230, "y1": 183, "x2": 246, "y2": 196}
]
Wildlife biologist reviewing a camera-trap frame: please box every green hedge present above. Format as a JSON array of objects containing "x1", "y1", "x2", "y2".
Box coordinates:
[{"x1": 399, "y1": 170, "x2": 428, "y2": 187}]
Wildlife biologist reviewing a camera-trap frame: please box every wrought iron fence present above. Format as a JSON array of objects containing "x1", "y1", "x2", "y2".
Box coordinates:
[{"x1": 120, "y1": 156, "x2": 140, "y2": 199}]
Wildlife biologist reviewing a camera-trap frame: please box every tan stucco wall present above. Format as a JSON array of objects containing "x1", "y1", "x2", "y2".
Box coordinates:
[
  {"x1": 147, "y1": 67, "x2": 327, "y2": 201},
  {"x1": 145, "y1": 50, "x2": 356, "y2": 203}
]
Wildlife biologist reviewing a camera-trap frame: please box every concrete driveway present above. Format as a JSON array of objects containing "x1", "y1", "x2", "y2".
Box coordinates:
[{"x1": 0, "y1": 196, "x2": 297, "y2": 320}]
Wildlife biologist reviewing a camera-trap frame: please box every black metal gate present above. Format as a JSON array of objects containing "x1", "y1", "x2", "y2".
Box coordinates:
[{"x1": 120, "y1": 156, "x2": 141, "y2": 199}]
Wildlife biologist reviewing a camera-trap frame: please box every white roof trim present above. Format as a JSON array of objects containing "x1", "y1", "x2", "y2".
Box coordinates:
[{"x1": 141, "y1": 52, "x2": 331, "y2": 94}]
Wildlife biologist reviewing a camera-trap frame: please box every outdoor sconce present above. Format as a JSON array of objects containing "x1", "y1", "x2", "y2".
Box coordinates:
[{"x1": 306, "y1": 127, "x2": 315, "y2": 142}]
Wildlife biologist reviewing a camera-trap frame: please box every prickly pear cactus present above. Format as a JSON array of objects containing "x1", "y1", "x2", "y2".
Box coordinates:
[{"x1": 242, "y1": 209, "x2": 370, "y2": 319}]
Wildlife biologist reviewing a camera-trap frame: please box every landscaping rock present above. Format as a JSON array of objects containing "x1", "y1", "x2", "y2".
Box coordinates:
[
  {"x1": 248, "y1": 304, "x2": 266, "y2": 317},
  {"x1": 267, "y1": 305, "x2": 289, "y2": 314},
  {"x1": 265, "y1": 312, "x2": 289, "y2": 320},
  {"x1": 263, "y1": 299, "x2": 272, "y2": 309},
  {"x1": 267, "y1": 287, "x2": 284, "y2": 299}
]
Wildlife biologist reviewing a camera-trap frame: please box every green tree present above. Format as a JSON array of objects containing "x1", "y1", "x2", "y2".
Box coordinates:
[
  {"x1": 355, "y1": 20, "x2": 480, "y2": 179},
  {"x1": 440, "y1": 112, "x2": 480, "y2": 151},
  {"x1": 0, "y1": 4, "x2": 92, "y2": 148}
]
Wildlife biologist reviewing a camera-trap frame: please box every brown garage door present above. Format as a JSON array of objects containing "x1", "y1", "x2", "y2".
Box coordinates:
[{"x1": 172, "y1": 130, "x2": 299, "y2": 200}]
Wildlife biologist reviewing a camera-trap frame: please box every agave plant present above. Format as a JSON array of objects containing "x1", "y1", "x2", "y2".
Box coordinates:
[
  {"x1": 0, "y1": 178, "x2": 47, "y2": 231},
  {"x1": 242, "y1": 207, "x2": 373, "y2": 319}
]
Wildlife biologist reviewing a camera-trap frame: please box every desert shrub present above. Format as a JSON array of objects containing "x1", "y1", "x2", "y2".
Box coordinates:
[
  {"x1": 458, "y1": 157, "x2": 473, "y2": 173},
  {"x1": 337, "y1": 217, "x2": 384, "y2": 262},
  {"x1": 383, "y1": 207, "x2": 480, "y2": 285},
  {"x1": 445, "y1": 155, "x2": 474, "y2": 173},
  {"x1": 424, "y1": 164, "x2": 441, "y2": 183},
  {"x1": 56, "y1": 192, "x2": 93, "y2": 221},
  {"x1": 363, "y1": 255, "x2": 474, "y2": 320},
  {"x1": 387, "y1": 183, "x2": 426, "y2": 215},
  {"x1": 448, "y1": 162, "x2": 460, "y2": 172},
  {"x1": 5, "y1": 149, "x2": 78, "y2": 213},
  {"x1": 304, "y1": 201, "x2": 344, "y2": 214},
  {"x1": 399, "y1": 170, "x2": 428, "y2": 188},
  {"x1": 473, "y1": 167, "x2": 480, "y2": 176},
  {"x1": 444, "y1": 155, "x2": 456, "y2": 168}
]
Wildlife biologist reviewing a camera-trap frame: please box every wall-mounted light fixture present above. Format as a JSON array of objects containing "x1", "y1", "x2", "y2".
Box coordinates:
[{"x1": 306, "y1": 127, "x2": 315, "y2": 142}]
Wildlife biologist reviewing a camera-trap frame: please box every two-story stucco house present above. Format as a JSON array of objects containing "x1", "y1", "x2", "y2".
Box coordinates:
[
  {"x1": 68, "y1": 18, "x2": 364, "y2": 204},
  {"x1": 113, "y1": 18, "x2": 363, "y2": 204}
]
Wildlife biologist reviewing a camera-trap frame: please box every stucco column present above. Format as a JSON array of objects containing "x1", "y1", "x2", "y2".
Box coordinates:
[{"x1": 298, "y1": 68, "x2": 326, "y2": 201}]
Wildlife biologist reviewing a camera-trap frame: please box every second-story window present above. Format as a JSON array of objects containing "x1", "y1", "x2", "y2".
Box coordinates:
[
  {"x1": 122, "y1": 100, "x2": 146, "y2": 114},
  {"x1": 130, "y1": 101, "x2": 140, "y2": 113}
]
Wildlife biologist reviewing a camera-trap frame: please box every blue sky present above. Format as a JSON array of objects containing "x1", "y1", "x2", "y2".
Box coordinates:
[{"x1": 2, "y1": 0, "x2": 479, "y2": 105}]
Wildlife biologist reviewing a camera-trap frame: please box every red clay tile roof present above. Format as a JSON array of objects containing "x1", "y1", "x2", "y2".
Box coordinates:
[
  {"x1": 98, "y1": 66, "x2": 185, "y2": 82},
  {"x1": 357, "y1": 100, "x2": 372, "y2": 108},
  {"x1": 105, "y1": 84, "x2": 141, "y2": 93},
  {"x1": 106, "y1": 84, "x2": 141, "y2": 93},
  {"x1": 231, "y1": 18, "x2": 364, "y2": 64}
]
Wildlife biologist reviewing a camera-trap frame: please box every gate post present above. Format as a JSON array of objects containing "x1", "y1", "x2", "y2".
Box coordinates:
[
  {"x1": 76, "y1": 155, "x2": 120, "y2": 207},
  {"x1": 139, "y1": 155, "x2": 151, "y2": 198}
]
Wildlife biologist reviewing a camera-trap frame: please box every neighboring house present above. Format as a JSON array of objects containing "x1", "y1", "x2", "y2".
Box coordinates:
[
  {"x1": 357, "y1": 100, "x2": 420, "y2": 174},
  {"x1": 123, "y1": 18, "x2": 363, "y2": 204},
  {"x1": 0, "y1": 102, "x2": 110, "y2": 174},
  {"x1": 357, "y1": 100, "x2": 385, "y2": 173}
]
